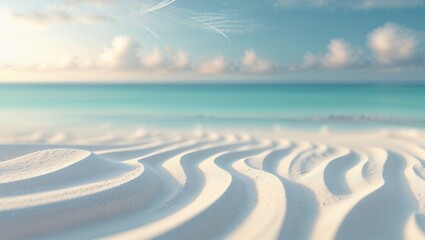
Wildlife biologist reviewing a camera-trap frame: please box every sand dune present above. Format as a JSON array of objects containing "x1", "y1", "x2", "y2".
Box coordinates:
[{"x1": 1, "y1": 129, "x2": 425, "y2": 240}]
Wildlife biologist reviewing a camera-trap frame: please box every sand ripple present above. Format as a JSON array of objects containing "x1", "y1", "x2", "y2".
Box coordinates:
[{"x1": 0, "y1": 129, "x2": 425, "y2": 239}]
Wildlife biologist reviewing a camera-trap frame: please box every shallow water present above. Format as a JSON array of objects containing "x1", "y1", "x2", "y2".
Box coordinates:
[{"x1": 1, "y1": 84, "x2": 424, "y2": 130}]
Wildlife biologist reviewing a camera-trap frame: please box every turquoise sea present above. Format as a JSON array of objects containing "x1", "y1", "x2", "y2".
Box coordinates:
[{"x1": 1, "y1": 84, "x2": 424, "y2": 130}]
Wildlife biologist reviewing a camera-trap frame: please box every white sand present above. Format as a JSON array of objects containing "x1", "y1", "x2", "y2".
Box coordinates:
[{"x1": 0, "y1": 128, "x2": 425, "y2": 240}]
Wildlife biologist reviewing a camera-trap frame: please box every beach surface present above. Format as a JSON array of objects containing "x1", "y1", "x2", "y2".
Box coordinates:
[{"x1": 1, "y1": 127, "x2": 424, "y2": 240}]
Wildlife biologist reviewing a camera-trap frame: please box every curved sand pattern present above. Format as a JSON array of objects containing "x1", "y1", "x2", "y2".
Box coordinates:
[{"x1": 0, "y1": 129, "x2": 425, "y2": 240}]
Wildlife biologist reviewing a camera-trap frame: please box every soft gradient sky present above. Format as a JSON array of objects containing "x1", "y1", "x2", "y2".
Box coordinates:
[{"x1": 0, "y1": 0, "x2": 424, "y2": 82}]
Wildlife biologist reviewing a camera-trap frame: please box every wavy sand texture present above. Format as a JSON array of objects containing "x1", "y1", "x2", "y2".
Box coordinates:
[{"x1": 0, "y1": 129, "x2": 424, "y2": 240}]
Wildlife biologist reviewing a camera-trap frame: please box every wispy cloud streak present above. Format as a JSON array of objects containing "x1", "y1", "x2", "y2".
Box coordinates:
[
  {"x1": 143, "y1": 26, "x2": 163, "y2": 42},
  {"x1": 141, "y1": 0, "x2": 177, "y2": 14},
  {"x1": 136, "y1": 1, "x2": 255, "y2": 42},
  {"x1": 200, "y1": 22, "x2": 231, "y2": 42}
]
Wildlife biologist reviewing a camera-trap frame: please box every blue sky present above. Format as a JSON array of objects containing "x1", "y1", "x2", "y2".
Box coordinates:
[{"x1": 0, "y1": 0, "x2": 424, "y2": 82}]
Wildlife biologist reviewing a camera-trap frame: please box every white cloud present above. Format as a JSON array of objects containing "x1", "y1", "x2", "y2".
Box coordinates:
[
  {"x1": 47, "y1": 47, "x2": 273, "y2": 75},
  {"x1": 356, "y1": 0, "x2": 425, "y2": 9},
  {"x1": 0, "y1": 5, "x2": 113, "y2": 27},
  {"x1": 301, "y1": 39, "x2": 362, "y2": 69},
  {"x1": 57, "y1": 55, "x2": 80, "y2": 70},
  {"x1": 40, "y1": 38, "x2": 193, "y2": 73},
  {"x1": 0, "y1": 1, "x2": 115, "y2": 27},
  {"x1": 141, "y1": 47, "x2": 165, "y2": 70},
  {"x1": 171, "y1": 50, "x2": 192, "y2": 70},
  {"x1": 0, "y1": 63, "x2": 11, "y2": 70},
  {"x1": 298, "y1": 23, "x2": 424, "y2": 71},
  {"x1": 99, "y1": 36, "x2": 141, "y2": 70},
  {"x1": 141, "y1": 47, "x2": 192, "y2": 71},
  {"x1": 300, "y1": 52, "x2": 321, "y2": 69},
  {"x1": 275, "y1": 0, "x2": 425, "y2": 9},
  {"x1": 76, "y1": 14, "x2": 114, "y2": 24},
  {"x1": 367, "y1": 23, "x2": 423, "y2": 66},
  {"x1": 197, "y1": 55, "x2": 232, "y2": 75},
  {"x1": 323, "y1": 39, "x2": 362, "y2": 68},
  {"x1": 10, "y1": 42, "x2": 136, "y2": 72},
  {"x1": 240, "y1": 50, "x2": 275, "y2": 73},
  {"x1": 64, "y1": 0, "x2": 121, "y2": 7},
  {"x1": 80, "y1": 58, "x2": 97, "y2": 69},
  {"x1": 277, "y1": 0, "x2": 332, "y2": 8}
]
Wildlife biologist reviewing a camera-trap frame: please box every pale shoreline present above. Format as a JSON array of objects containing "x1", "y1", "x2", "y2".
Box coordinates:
[{"x1": 1, "y1": 127, "x2": 425, "y2": 239}]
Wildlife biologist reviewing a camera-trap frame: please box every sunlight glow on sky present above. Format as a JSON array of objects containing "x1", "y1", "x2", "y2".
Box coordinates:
[{"x1": 0, "y1": 0, "x2": 424, "y2": 82}]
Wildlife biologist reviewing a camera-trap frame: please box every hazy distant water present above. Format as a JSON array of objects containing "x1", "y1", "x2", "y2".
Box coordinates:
[{"x1": 1, "y1": 84, "x2": 424, "y2": 130}]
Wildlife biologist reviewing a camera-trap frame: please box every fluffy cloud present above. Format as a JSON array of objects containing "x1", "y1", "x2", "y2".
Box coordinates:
[
  {"x1": 171, "y1": 50, "x2": 192, "y2": 70},
  {"x1": 240, "y1": 50, "x2": 275, "y2": 73},
  {"x1": 322, "y1": 39, "x2": 362, "y2": 68},
  {"x1": 56, "y1": 55, "x2": 80, "y2": 70},
  {"x1": 97, "y1": 45, "x2": 274, "y2": 75},
  {"x1": 14, "y1": 36, "x2": 141, "y2": 71},
  {"x1": 0, "y1": 63, "x2": 11, "y2": 70},
  {"x1": 29, "y1": 36, "x2": 194, "y2": 73},
  {"x1": 141, "y1": 47, "x2": 164, "y2": 70},
  {"x1": 197, "y1": 56, "x2": 232, "y2": 75},
  {"x1": 275, "y1": 0, "x2": 425, "y2": 9},
  {"x1": 298, "y1": 23, "x2": 424, "y2": 71},
  {"x1": 367, "y1": 23, "x2": 423, "y2": 66},
  {"x1": 141, "y1": 47, "x2": 192, "y2": 71},
  {"x1": 197, "y1": 50, "x2": 275, "y2": 75},
  {"x1": 99, "y1": 36, "x2": 141, "y2": 70},
  {"x1": 301, "y1": 39, "x2": 362, "y2": 69},
  {"x1": 300, "y1": 52, "x2": 321, "y2": 69}
]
